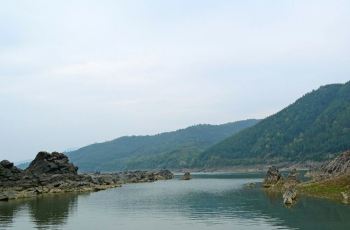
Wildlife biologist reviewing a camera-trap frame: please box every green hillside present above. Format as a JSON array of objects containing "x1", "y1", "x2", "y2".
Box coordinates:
[
  {"x1": 68, "y1": 119, "x2": 259, "y2": 171},
  {"x1": 197, "y1": 82, "x2": 350, "y2": 167}
]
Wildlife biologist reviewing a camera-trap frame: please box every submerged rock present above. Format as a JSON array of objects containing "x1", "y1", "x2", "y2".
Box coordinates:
[
  {"x1": 263, "y1": 166, "x2": 282, "y2": 188},
  {"x1": 182, "y1": 172, "x2": 192, "y2": 180}
]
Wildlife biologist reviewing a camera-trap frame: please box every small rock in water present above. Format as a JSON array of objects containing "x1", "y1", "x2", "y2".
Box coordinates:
[
  {"x1": 182, "y1": 172, "x2": 192, "y2": 180},
  {"x1": 263, "y1": 166, "x2": 282, "y2": 188},
  {"x1": 283, "y1": 187, "x2": 297, "y2": 205}
]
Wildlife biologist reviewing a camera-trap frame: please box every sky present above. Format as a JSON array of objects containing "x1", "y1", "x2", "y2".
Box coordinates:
[{"x1": 0, "y1": 0, "x2": 349, "y2": 162}]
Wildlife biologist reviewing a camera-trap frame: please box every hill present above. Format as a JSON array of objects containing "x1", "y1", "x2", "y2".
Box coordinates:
[
  {"x1": 197, "y1": 82, "x2": 350, "y2": 167},
  {"x1": 67, "y1": 119, "x2": 260, "y2": 172}
]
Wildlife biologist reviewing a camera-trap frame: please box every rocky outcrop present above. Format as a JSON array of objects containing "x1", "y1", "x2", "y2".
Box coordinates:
[
  {"x1": 182, "y1": 172, "x2": 191, "y2": 180},
  {"x1": 0, "y1": 160, "x2": 23, "y2": 183},
  {"x1": 320, "y1": 151, "x2": 350, "y2": 177},
  {"x1": 282, "y1": 169, "x2": 299, "y2": 205},
  {"x1": 0, "y1": 152, "x2": 120, "y2": 201},
  {"x1": 0, "y1": 152, "x2": 174, "y2": 201},
  {"x1": 26, "y1": 151, "x2": 78, "y2": 175},
  {"x1": 283, "y1": 187, "x2": 297, "y2": 205},
  {"x1": 298, "y1": 151, "x2": 350, "y2": 204},
  {"x1": 263, "y1": 166, "x2": 282, "y2": 188},
  {"x1": 116, "y1": 170, "x2": 174, "y2": 183},
  {"x1": 263, "y1": 166, "x2": 299, "y2": 205},
  {"x1": 155, "y1": 169, "x2": 174, "y2": 180}
]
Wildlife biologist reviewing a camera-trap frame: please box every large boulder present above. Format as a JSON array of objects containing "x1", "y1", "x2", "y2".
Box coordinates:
[
  {"x1": 263, "y1": 166, "x2": 282, "y2": 188},
  {"x1": 26, "y1": 152, "x2": 78, "y2": 175},
  {"x1": 0, "y1": 160, "x2": 23, "y2": 182}
]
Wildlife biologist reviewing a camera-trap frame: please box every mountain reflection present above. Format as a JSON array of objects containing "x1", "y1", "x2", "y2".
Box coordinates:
[{"x1": 0, "y1": 193, "x2": 82, "y2": 229}]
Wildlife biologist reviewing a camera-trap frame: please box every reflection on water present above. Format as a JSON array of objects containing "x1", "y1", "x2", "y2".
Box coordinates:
[
  {"x1": 0, "y1": 173, "x2": 349, "y2": 230},
  {"x1": 0, "y1": 193, "x2": 81, "y2": 229}
]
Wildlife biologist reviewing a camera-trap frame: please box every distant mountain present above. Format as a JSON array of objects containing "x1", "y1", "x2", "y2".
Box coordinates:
[
  {"x1": 16, "y1": 161, "x2": 30, "y2": 170},
  {"x1": 197, "y1": 82, "x2": 350, "y2": 167},
  {"x1": 67, "y1": 119, "x2": 260, "y2": 172}
]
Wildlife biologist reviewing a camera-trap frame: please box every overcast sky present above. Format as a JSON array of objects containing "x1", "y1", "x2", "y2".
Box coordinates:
[{"x1": 1, "y1": 0, "x2": 349, "y2": 162}]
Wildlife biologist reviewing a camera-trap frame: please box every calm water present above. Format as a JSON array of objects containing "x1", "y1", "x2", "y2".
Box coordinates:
[{"x1": 1, "y1": 173, "x2": 350, "y2": 230}]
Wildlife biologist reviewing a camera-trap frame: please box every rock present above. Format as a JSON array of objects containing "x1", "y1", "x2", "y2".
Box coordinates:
[
  {"x1": 283, "y1": 187, "x2": 297, "y2": 205},
  {"x1": 26, "y1": 151, "x2": 78, "y2": 175},
  {"x1": 1, "y1": 152, "x2": 174, "y2": 202},
  {"x1": 263, "y1": 166, "x2": 282, "y2": 188},
  {"x1": 182, "y1": 172, "x2": 192, "y2": 180},
  {"x1": 341, "y1": 192, "x2": 349, "y2": 204},
  {"x1": 1, "y1": 160, "x2": 14, "y2": 169},
  {"x1": 284, "y1": 168, "x2": 299, "y2": 188},
  {"x1": 321, "y1": 151, "x2": 350, "y2": 177},
  {"x1": 0, "y1": 160, "x2": 23, "y2": 183},
  {"x1": 155, "y1": 170, "x2": 174, "y2": 180}
]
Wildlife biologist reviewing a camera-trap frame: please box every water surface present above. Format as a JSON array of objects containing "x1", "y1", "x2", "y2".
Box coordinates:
[{"x1": 1, "y1": 173, "x2": 349, "y2": 230}]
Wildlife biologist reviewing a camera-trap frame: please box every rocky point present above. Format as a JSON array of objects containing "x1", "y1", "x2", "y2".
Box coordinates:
[{"x1": 0, "y1": 152, "x2": 174, "y2": 201}]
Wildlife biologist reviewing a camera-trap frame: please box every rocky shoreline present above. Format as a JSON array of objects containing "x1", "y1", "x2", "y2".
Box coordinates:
[
  {"x1": 261, "y1": 151, "x2": 350, "y2": 205},
  {"x1": 0, "y1": 152, "x2": 173, "y2": 201}
]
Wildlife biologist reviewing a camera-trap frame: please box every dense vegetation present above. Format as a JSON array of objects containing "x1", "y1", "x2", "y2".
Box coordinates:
[
  {"x1": 67, "y1": 120, "x2": 260, "y2": 171},
  {"x1": 197, "y1": 82, "x2": 350, "y2": 167}
]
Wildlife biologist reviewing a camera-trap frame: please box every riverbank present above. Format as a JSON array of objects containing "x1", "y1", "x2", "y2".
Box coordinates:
[
  {"x1": 261, "y1": 151, "x2": 350, "y2": 205},
  {"x1": 298, "y1": 175, "x2": 350, "y2": 202}
]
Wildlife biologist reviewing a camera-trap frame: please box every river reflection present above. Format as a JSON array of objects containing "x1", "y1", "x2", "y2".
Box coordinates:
[
  {"x1": 0, "y1": 193, "x2": 81, "y2": 229},
  {"x1": 0, "y1": 173, "x2": 349, "y2": 230}
]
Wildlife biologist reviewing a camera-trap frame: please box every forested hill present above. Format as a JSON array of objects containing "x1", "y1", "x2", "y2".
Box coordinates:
[
  {"x1": 197, "y1": 82, "x2": 350, "y2": 167},
  {"x1": 67, "y1": 119, "x2": 260, "y2": 172}
]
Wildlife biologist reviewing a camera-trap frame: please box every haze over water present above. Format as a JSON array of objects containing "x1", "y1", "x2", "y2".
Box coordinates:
[{"x1": 1, "y1": 173, "x2": 349, "y2": 230}]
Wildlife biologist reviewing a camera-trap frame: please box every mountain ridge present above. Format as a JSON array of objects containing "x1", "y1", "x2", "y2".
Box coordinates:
[
  {"x1": 67, "y1": 119, "x2": 260, "y2": 171},
  {"x1": 197, "y1": 81, "x2": 350, "y2": 167}
]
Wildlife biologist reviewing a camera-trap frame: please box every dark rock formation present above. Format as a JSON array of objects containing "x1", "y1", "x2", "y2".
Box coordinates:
[
  {"x1": 263, "y1": 166, "x2": 282, "y2": 188},
  {"x1": 26, "y1": 152, "x2": 78, "y2": 175},
  {"x1": 182, "y1": 172, "x2": 191, "y2": 180},
  {"x1": 321, "y1": 151, "x2": 350, "y2": 177},
  {"x1": 0, "y1": 152, "x2": 120, "y2": 201},
  {"x1": 0, "y1": 151, "x2": 174, "y2": 201},
  {"x1": 0, "y1": 160, "x2": 23, "y2": 182}
]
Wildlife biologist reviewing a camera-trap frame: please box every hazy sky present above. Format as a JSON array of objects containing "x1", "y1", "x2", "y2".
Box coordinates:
[{"x1": 1, "y1": 0, "x2": 349, "y2": 162}]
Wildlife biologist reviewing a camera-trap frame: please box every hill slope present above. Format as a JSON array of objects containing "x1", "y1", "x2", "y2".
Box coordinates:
[
  {"x1": 197, "y1": 82, "x2": 350, "y2": 167},
  {"x1": 68, "y1": 119, "x2": 260, "y2": 171}
]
